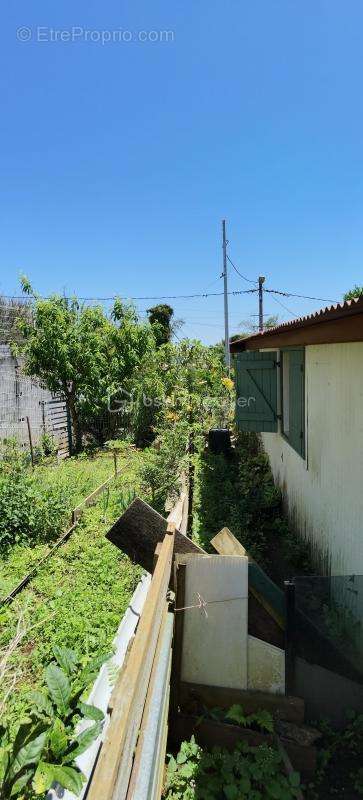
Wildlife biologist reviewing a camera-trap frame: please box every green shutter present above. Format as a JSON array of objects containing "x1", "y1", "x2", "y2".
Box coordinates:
[
  {"x1": 234, "y1": 351, "x2": 278, "y2": 432},
  {"x1": 288, "y1": 350, "x2": 305, "y2": 457}
]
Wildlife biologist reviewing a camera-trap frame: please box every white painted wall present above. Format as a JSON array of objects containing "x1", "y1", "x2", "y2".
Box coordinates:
[{"x1": 261, "y1": 342, "x2": 363, "y2": 577}]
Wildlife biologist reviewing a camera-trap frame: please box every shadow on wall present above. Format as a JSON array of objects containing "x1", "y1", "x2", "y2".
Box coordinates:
[{"x1": 278, "y1": 474, "x2": 332, "y2": 577}]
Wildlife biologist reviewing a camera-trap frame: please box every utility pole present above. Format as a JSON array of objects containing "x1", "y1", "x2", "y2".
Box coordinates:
[
  {"x1": 222, "y1": 220, "x2": 231, "y2": 372},
  {"x1": 258, "y1": 276, "x2": 265, "y2": 332}
]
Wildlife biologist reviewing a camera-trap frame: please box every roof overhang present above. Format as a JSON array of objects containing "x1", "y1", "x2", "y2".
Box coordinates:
[{"x1": 230, "y1": 297, "x2": 363, "y2": 352}]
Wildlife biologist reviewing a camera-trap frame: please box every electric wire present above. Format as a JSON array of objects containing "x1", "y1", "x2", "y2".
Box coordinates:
[{"x1": 226, "y1": 255, "x2": 258, "y2": 285}]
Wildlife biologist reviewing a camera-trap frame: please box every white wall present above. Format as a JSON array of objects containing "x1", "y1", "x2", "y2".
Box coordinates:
[{"x1": 261, "y1": 342, "x2": 363, "y2": 577}]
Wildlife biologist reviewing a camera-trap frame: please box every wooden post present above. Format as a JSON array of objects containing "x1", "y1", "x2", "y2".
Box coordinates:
[
  {"x1": 113, "y1": 449, "x2": 118, "y2": 477},
  {"x1": 284, "y1": 580, "x2": 296, "y2": 696},
  {"x1": 66, "y1": 404, "x2": 73, "y2": 457},
  {"x1": 26, "y1": 416, "x2": 35, "y2": 468}
]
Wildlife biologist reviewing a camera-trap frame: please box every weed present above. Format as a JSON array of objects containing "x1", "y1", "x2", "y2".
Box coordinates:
[{"x1": 164, "y1": 736, "x2": 302, "y2": 799}]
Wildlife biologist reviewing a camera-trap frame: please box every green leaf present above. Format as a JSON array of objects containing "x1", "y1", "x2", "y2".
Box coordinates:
[
  {"x1": 239, "y1": 776, "x2": 252, "y2": 793},
  {"x1": 288, "y1": 771, "x2": 301, "y2": 788},
  {"x1": 77, "y1": 702, "x2": 104, "y2": 722},
  {"x1": 53, "y1": 765, "x2": 85, "y2": 795},
  {"x1": 0, "y1": 744, "x2": 10, "y2": 784},
  {"x1": 53, "y1": 646, "x2": 78, "y2": 675},
  {"x1": 225, "y1": 704, "x2": 247, "y2": 726},
  {"x1": 45, "y1": 664, "x2": 71, "y2": 715},
  {"x1": 66, "y1": 723, "x2": 102, "y2": 761},
  {"x1": 50, "y1": 718, "x2": 68, "y2": 759},
  {"x1": 176, "y1": 750, "x2": 187, "y2": 764},
  {"x1": 252, "y1": 709, "x2": 274, "y2": 733},
  {"x1": 80, "y1": 652, "x2": 112, "y2": 680},
  {"x1": 27, "y1": 691, "x2": 54, "y2": 718},
  {"x1": 223, "y1": 785, "x2": 239, "y2": 800},
  {"x1": 33, "y1": 762, "x2": 85, "y2": 795},
  {"x1": 33, "y1": 761, "x2": 55, "y2": 795},
  {"x1": 179, "y1": 762, "x2": 195, "y2": 779},
  {"x1": 9, "y1": 769, "x2": 34, "y2": 797},
  {"x1": 266, "y1": 779, "x2": 284, "y2": 798},
  {"x1": 9, "y1": 730, "x2": 48, "y2": 780}
]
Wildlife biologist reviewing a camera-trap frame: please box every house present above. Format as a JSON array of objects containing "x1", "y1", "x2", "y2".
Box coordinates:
[{"x1": 230, "y1": 296, "x2": 363, "y2": 578}]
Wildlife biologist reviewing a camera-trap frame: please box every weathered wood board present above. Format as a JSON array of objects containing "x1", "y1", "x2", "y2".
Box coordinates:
[
  {"x1": 248, "y1": 635, "x2": 285, "y2": 694},
  {"x1": 179, "y1": 682, "x2": 305, "y2": 724},
  {"x1": 106, "y1": 497, "x2": 204, "y2": 572},
  {"x1": 180, "y1": 555, "x2": 249, "y2": 690}
]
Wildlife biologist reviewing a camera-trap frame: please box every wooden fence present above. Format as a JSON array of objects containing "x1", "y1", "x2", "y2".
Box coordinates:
[{"x1": 88, "y1": 521, "x2": 177, "y2": 800}]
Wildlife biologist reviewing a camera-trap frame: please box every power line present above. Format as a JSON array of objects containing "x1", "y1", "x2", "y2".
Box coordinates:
[
  {"x1": 0, "y1": 287, "x2": 341, "y2": 306},
  {"x1": 269, "y1": 294, "x2": 298, "y2": 318},
  {"x1": 0, "y1": 289, "x2": 254, "y2": 303},
  {"x1": 226, "y1": 255, "x2": 257, "y2": 285},
  {"x1": 264, "y1": 288, "x2": 339, "y2": 303}
]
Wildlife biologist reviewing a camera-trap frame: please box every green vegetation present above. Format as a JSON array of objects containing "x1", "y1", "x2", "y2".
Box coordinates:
[
  {"x1": 194, "y1": 705, "x2": 274, "y2": 734},
  {"x1": 344, "y1": 285, "x2": 363, "y2": 302},
  {"x1": 1, "y1": 646, "x2": 107, "y2": 799},
  {"x1": 164, "y1": 736, "x2": 302, "y2": 800},
  {"x1": 0, "y1": 463, "x2": 143, "y2": 727},
  {"x1": 18, "y1": 279, "x2": 157, "y2": 451},
  {"x1": 306, "y1": 712, "x2": 363, "y2": 799},
  {"x1": 147, "y1": 303, "x2": 178, "y2": 346},
  {"x1": 193, "y1": 431, "x2": 313, "y2": 582},
  {"x1": 0, "y1": 442, "x2": 131, "y2": 557}
]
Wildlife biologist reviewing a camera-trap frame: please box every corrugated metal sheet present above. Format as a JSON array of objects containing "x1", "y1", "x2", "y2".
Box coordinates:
[{"x1": 231, "y1": 295, "x2": 363, "y2": 352}]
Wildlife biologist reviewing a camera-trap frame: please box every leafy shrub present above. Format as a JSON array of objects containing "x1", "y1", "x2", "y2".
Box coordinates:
[
  {"x1": 164, "y1": 736, "x2": 302, "y2": 799},
  {"x1": 0, "y1": 646, "x2": 106, "y2": 798},
  {"x1": 0, "y1": 440, "x2": 72, "y2": 551}
]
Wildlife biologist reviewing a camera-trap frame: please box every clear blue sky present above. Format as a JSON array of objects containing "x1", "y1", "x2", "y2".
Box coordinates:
[{"x1": 1, "y1": 0, "x2": 363, "y2": 342}]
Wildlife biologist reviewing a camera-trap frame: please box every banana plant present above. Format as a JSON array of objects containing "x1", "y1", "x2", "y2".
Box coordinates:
[{"x1": 0, "y1": 646, "x2": 109, "y2": 799}]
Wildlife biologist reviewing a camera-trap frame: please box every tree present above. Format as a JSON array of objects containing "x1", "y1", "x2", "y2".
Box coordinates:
[
  {"x1": 146, "y1": 304, "x2": 174, "y2": 346},
  {"x1": 344, "y1": 285, "x2": 363, "y2": 301},
  {"x1": 238, "y1": 315, "x2": 279, "y2": 333},
  {"x1": 18, "y1": 280, "x2": 156, "y2": 452}
]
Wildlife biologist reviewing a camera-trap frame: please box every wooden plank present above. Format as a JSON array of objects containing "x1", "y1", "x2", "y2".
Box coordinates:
[
  {"x1": 211, "y1": 527, "x2": 247, "y2": 557},
  {"x1": 171, "y1": 715, "x2": 316, "y2": 776},
  {"x1": 72, "y1": 472, "x2": 120, "y2": 522},
  {"x1": 248, "y1": 635, "x2": 285, "y2": 694},
  {"x1": 167, "y1": 492, "x2": 186, "y2": 531},
  {"x1": 87, "y1": 527, "x2": 175, "y2": 800},
  {"x1": 211, "y1": 527, "x2": 285, "y2": 629},
  {"x1": 179, "y1": 682, "x2": 305, "y2": 724},
  {"x1": 106, "y1": 497, "x2": 204, "y2": 572}
]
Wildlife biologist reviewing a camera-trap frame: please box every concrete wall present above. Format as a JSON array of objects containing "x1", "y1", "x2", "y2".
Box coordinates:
[
  {"x1": 0, "y1": 344, "x2": 53, "y2": 448},
  {"x1": 261, "y1": 342, "x2": 363, "y2": 577}
]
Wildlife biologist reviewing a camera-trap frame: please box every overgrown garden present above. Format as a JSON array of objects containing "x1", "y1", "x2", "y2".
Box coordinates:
[{"x1": 2, "y1": 282, "x2": 362, "y2": 798}]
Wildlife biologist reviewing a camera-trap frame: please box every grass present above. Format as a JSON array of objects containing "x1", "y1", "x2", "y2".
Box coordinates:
[
  {"x1": 0, "y1": 447, "x2": 145, "y2": 728},
  {"x1": 0, "y1": 446, "x2": 142, "y2": 598}
]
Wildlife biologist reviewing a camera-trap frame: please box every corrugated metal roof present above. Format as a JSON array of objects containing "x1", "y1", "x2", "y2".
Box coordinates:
[{"x1": 230, "y1": 295, "x2": 363, "y2": 352}]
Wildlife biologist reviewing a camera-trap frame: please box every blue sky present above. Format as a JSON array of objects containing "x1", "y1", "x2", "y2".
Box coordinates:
[{"x1": 1, "y1": 0, "x2": 363, "y2": 342}]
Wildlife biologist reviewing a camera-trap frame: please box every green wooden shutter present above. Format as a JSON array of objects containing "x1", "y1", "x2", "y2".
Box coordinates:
[
  {"x1": 288, "y1": 350, "x2": 305, "y2": 457},
  {"x1": 234, "y1": 351, "x2": 278, "y2": 432}
]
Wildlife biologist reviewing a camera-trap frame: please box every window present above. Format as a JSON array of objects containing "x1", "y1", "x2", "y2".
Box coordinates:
[{"x1": 281, "y1": 349, "x2": 305, "y2": 458}]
